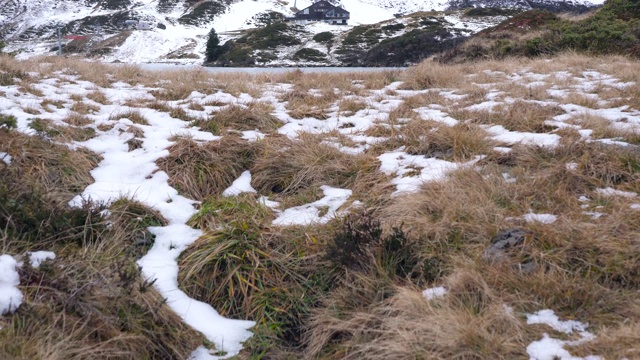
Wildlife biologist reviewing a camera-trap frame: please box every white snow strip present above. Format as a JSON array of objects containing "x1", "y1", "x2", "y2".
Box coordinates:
[
  {"x1": 28, "y1": 251, "x2": 56, "y2": 268},
  {"x1": 596, "y1": 187, "x2": 637, "y2": 198},
  {"x1": 523, "y1": 213, "x2": 557, "y2": 224},
  {"x1": 222, "y1": 171, "x2": 257, "y2": 197},
  {"x1": 272, "y1": 186, "x2": 351, "y2": 226},
  {"x1": 583, "y1": 212, "x2": 604, "y2": 219},
  {"x1": 0, "y1": 254, "x2": 22, "y2": 315},
  {"x1": 485, "y1": 125, "x2": 561, "y2": 148},
  {"x1": 422, "y1": 286, "x2": 447, "y2": 301},
  {"x1": 527, "y1": 309, "x2": 587, "y2": 334}
]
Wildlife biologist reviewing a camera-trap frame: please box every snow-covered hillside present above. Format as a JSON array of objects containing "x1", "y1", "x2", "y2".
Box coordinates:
[{"x1": 0, "y1": 0, "x2": 604, "y2": 64}]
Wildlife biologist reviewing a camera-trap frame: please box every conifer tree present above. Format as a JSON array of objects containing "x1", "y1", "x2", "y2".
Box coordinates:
[{"x1": 205, "y1": 28, "x2": 222, "y2": 63}]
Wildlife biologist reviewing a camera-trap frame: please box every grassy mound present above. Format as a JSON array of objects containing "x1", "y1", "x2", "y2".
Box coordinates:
[{"x1": 440, "y1": 0, "x2": 640, "y2": 62}]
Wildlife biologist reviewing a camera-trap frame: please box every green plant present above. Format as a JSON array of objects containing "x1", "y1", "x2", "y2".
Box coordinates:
[
  {"x1": 327, "y1": 211, "x2": 430, "y2": 283},
  {"x1": 0, "y1": 114, "x2": 16, "y2": 130}
]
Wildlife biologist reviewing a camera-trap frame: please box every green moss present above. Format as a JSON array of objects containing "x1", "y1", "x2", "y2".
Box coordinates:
[
  {"x1": 341, "y1": 25, "x2": 383, "y2": 47},
  {"x1": 178, "y1": 1, "x2": 227, "y2": 26},
  {"x1": 292, "y1": 48, "x2": 326, "y2": 62},
  {"x1": 312, "y1": 31, "x2": 334, "y2": 43},
  {"x1": 246, "y1": 22, "x2": 302, "y2": 49}
]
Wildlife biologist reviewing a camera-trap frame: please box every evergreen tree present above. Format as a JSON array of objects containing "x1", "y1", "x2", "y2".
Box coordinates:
[{"x1": 205, "y1": 28, "x2": 222, "y2": 63}]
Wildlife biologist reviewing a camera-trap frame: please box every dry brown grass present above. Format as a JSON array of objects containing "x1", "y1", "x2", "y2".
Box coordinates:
[
  {"x1": 375, "y1": 120, "x2": 495, "y2": 161},
  {"x1": 108, "y1": 109, "x2": 149, "y2": 125},
  {"x1": 400, "y1": 60, "x2": 466, "y2": 90},
  {"x1": 305, "y1": 272, "x2": 529, "y2": 359},
  {"x1": 338, "y1": 98, "x2": 367, "y2": 116},
  {"x1": 463, "y1": 100, "x2": 565, "y2": 133},
  {"x1": 86, "y1": 90, "x2": 110, "y2": 105},
  {"x1": 21, "y1": 105, "x2": 42, "y2": 115},
  {"x1": 148, "y1": 69, "x2": 217, "y2": 101},
  {"x1": 70, "y1": 101, "x2": 100, "y2": 115},
  {"x1": 194, "y1": 102, "x2": 281, "y2": 134},
  {"x1": 3, "y1": 53, "x2": 640, "y2": 359},
  {"x1": 156, "y1": 136, "x2": 259, "y2": 201},
  {"x1": 41, "y1": 99, "x2": 67, "y2": 111},
  {"x1": 63, "y1": 113, "x2": 93, "y2": 126},
  {"x1": 251, "y1": 134, "x2": 370, "y2": 195},
  {"x1": 283, "y1": 87, "x2": 339, "y2": 120},
  {"x1": 0, "y1": 130, "x2": 99, "y2": 204}
]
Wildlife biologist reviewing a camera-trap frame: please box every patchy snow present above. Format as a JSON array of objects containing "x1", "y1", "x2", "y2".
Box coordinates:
[
  {"x1": 0, "y1": 254, "x2": 22, "y2": 315},
  {"x1": 0, "y1": 152, "x2": 11, "y2": 165},
  {"x1": 596, "y1": 187, "x2": 637, "y2": 198},
  {"x1": 527, "y1": 334, "x2": 601, "y2": 360},
  {"x1": 414, "y1": 108, "x2": 459, "y2": 126},
  {"x1": 502, "y1": 172, "x2": 516, "y2": 183},
  {"x1": 631, "y1": 204, "x2": 640, "y2": 210},
  {"x1": 565, "y1": 162, "x2": 578, "y2": 171},
  {"x1": 272, "y1": 186, "x2": 352, "y2": 226},
  {"x1": 527, "y1": 309, "x2": 588, "y2": 334},
  {"x1": 378, "y1": 150, "x2": 482, "y2": 194},
  {"x1": 222, "y1": 171, "x2": 257, "y2": 197},
  {"x1": 28, "y1": 251, "x2": 56, "y2": 268},
  {"x1": 241, "y1": 130, "x2": 266, "y2": 141},
  {"x1": 259, "y1": 196, "x2": 281, "y2": 210},
  {"x1": 526, "y1": 309, "x2": 601, "y2": 360},
  {"x1": 422, "y1": 286, "x2": 447, "y2": 300},
  {"x1": 583, "y1": 211, "x2": 604, "y2": 219},
  {"x1": 523, "y1": 213, "x2": 557, "y2": 224}
]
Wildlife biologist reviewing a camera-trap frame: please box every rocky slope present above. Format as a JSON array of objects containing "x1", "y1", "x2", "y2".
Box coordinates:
[{"x1": 0, "y1": 0, "x2": 604, "y2": 64}]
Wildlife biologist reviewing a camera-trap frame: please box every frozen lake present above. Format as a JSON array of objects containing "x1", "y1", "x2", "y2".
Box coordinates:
[{"x1": 134, "y1": 63, "x2": 406, "y2": 73}]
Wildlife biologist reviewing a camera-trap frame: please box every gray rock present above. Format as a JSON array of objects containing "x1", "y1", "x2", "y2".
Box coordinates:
[{"x1": 484, "y1": 228, "x2": 537, "y2": 273}]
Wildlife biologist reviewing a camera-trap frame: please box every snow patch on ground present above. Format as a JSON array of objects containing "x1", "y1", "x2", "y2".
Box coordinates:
[
  {"x1": 378, "y1": 150, "x2": 482, "y2": 194},
  {"x1": 0, "y1": 152, "x2": 11, "y2": 165},
  {"x1": 272, "y1": 186, "x2": 352, "y2": 226},
  {"x1": 485, "y1": 125, "x2": 561, "y2": 148},
  {"x1": 28, "y1": 251, "x2": 56, "y2": 268},
  {"x1": 0, "y1": 254, "x2": 22, "y2": 315},
  {"x1": 523, "y1": 213, "x2": 557, "y2": 224},
  {"x1": 222, "y1": 171, "x2": 257, "y2": 197},
  {"x1": 526, "y1": 309, "x2": 601, "y2": 360},
  {"x1": 422, "y1": 286, "x2": 447, "y2": 300},
  {"x1": 596, "y1": 187, "x2": 637, "y2": 198}
]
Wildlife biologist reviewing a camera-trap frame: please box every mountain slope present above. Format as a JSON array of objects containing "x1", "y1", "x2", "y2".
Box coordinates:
[{"x1": 0, "y1": 0, "x2": 605, "y2": 64}]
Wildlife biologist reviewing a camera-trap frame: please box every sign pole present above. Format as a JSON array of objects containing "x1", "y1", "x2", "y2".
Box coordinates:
[{"x1": 57, "y1": 24, "x2": 62, "y2": 55}]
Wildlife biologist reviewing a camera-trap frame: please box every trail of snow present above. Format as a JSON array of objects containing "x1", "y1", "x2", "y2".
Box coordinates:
[{"x1": 67, "y1": 98, "x2": 254, "y2": 359}]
